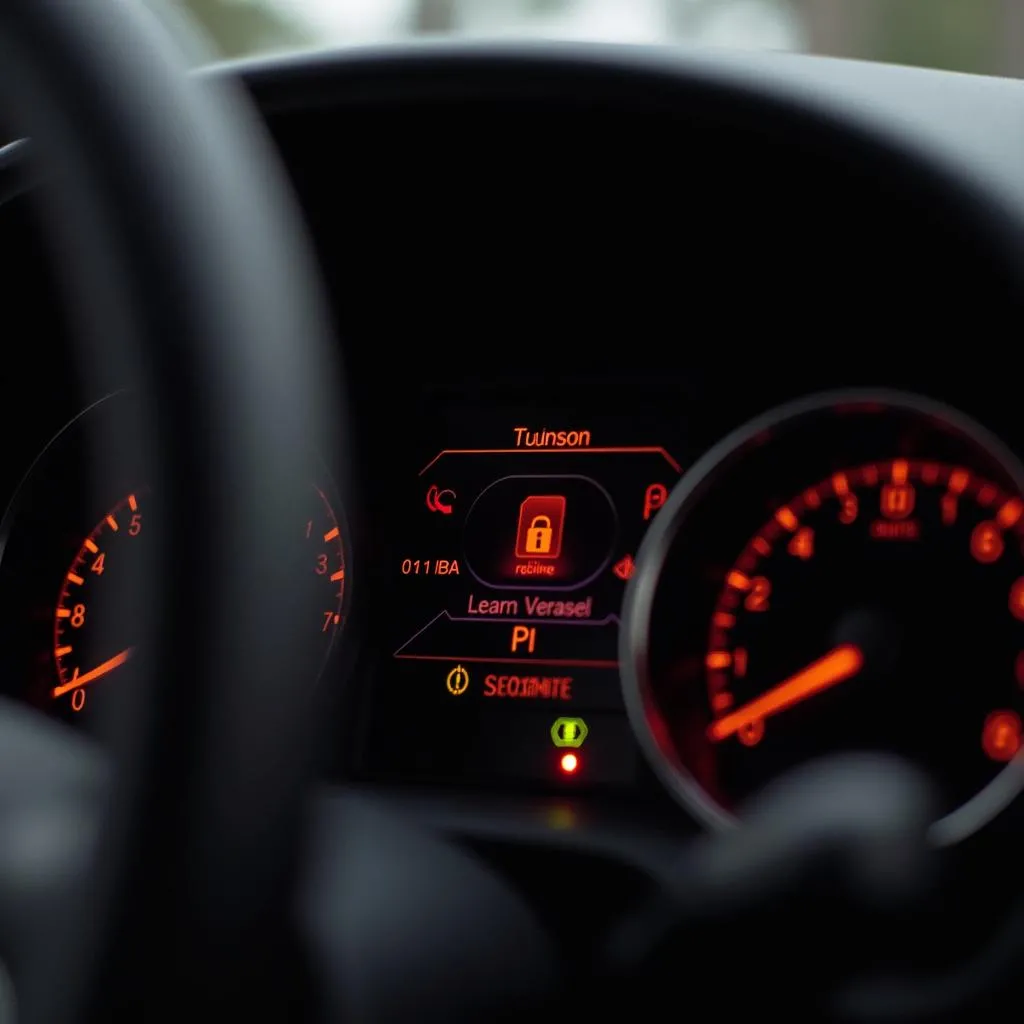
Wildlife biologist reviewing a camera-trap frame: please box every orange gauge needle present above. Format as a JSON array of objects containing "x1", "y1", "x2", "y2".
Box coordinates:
[
  {"x1": 708, "y1": 643, "x2": 864, "y2": 742},
  {"x1": 52, "y1": 647, "x2": 134, "y2": 699}
]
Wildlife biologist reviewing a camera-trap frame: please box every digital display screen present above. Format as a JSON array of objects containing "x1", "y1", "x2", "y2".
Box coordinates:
[{"x1": 360, "y1": 408, "x2": 684, "y2": 791}]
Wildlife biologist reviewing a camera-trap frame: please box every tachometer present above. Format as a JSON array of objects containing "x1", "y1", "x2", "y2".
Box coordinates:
[
  {"x1": 49, "y1": 482, "x2": 346, "y2": 724},
  {"x1": 621, "y1": 391, "x2": 1024, "y2": 845},
  {"x1": 52, "y1": 490, "x2": 145, "y2": 716},
  {"x1": 0, "y1": 392, "x2": 351, "y2": 727}
]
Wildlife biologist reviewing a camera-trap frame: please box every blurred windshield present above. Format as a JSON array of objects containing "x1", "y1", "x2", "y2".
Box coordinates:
[{"x1": 174, "y1": 0, "x2": 1024, "y2": 77}]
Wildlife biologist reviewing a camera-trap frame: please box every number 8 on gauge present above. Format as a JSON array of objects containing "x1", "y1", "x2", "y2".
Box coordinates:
[
  {"x1": 53, "y1": 491, "x2": 144, "y2": 714},
  {"x1": 52, "y1": 483, "x2": 346, "y2": 721}
]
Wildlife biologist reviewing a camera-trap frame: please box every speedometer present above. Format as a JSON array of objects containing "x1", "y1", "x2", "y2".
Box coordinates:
[{"x1": 621, "y1": 391, "x2": 1024, "y2": 845}]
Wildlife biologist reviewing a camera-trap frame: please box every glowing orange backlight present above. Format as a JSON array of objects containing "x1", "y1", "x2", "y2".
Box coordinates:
[
  {"x1": 999, "y1": 499, "x2": 1024, "y2": 529},
  {"x1": 738, "y1": 720, "x2": 764, "y2": 746},
  {"x1": 941, "y1": 492, "x2": 958, "y2": 525},
  {"x1": 744, "y1": 575, "x2": 771, "y2": 612},
  {"x1": 982, "y1": 710, "x2": 1022, "y2": 762},
  {"x1": 727, "y1": 570, "x2": 751, "y2": 591},
  {"x1": 705, "y1": 458, "x2": 1024, "y2": 787},
  {"x1": 706, "y1": 650, "x2": 731, "y2": 669},
  {"x1": 1010, "y1": 578, "x2": 1024, "y2": 622},
  {"x1": 971, "y1": 521, "x2": 1004, "y2": 564},
  {"x1": 880, "y1": 483, "x2": 915, "y2": 520},
  {"x1": 787, "y1": 526, "x2": 814, "y2": 560},
  {"x1": 708, "y1": 644, "x2": 863, "y2": 742},
  {"x1": 775, "y1": 507, "x2": 798, "y2": 531},
  {"x1": 948, "y1": 468, "x2": 970, "y2": 493}
]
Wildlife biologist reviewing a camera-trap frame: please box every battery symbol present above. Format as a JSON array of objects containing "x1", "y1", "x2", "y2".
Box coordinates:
[{"x1": 551, "y1": 717, "x2": 588, "y2": 748}]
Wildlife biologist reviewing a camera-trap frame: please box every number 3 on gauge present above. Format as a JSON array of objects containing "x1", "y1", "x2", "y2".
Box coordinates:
[
  {"x1": 307, "y1": 484, "x2": 346, "y2": 641},
  {"x1": 52, "y1": 484, "x2": 346, "y2": 719}
]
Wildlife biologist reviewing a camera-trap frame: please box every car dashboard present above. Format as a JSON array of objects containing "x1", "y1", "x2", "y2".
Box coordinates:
[{"x1": 4, "y1": 39, "x2": 1024, "y2": 991}]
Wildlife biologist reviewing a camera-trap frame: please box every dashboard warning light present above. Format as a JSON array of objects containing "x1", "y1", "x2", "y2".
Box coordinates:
[
  {"x1": 551, "y1": 717, "x2": 588, "y2": 747},
  {"x1": 559, "y1": 752, "x2": 579, "y2": 774},
  {"x1": 516, "y1": 495, "x2": 566, "y2": 559},
  {"x1": 426, "y1": 484, "x2": 456, "y2": 514},
  {"x1": 446, "y1": 664, "x2": 470, "y2": 696},
  {"x1": 643, "y1": 483, "x2": 668, "y2": 521},
  {"x1": 613, "y1": 554, "x2": 635, "y2": 580}
]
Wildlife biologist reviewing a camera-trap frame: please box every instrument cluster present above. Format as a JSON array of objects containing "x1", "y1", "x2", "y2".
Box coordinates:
[
  {"x1": 9, "y1": 376, "x2": 1024, "y2": 850},
  {"x1": 362, "y1": 403, "x2": 685, "y2": 792}
]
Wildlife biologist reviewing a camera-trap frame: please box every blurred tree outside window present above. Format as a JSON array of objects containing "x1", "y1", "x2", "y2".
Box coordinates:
[
  {"x1": 166, "y1": 0, "x2": 1024, "y2": 78},
  {"x1": 159, "y1": 0, "x2": 315, "y2": 58}
]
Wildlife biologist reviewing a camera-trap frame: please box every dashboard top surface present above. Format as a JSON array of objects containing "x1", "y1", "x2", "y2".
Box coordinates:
[{"x1": 220, "y1": 40, "x2": 1024, "y2": 224}]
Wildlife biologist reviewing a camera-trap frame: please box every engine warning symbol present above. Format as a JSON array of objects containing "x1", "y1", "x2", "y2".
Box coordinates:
[{"x1": 515, "y1": 495, "x2": 566, "y2": 559}]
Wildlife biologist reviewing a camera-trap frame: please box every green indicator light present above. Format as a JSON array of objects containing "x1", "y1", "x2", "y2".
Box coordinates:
[{"x1": 551, "y1": 717, "x2": 588, "y2": 748}]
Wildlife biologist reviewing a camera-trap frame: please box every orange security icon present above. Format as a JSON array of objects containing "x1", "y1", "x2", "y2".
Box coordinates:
[{"x1": 515, "y1": 495, "x2": 566, "y2": 559}]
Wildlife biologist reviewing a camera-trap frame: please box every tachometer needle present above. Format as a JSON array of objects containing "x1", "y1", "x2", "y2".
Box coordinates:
[
  {"x1": 707, "y1": 643, "x2": 863, "y2": 742},
  {"x1": 52, "y1": 647, "x2": 134, "y2": 699}
]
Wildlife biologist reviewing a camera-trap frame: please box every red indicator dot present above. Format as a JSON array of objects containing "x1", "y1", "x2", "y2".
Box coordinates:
[{"x1": 559, "y1": 752, "x2": 579, "y2": 774}]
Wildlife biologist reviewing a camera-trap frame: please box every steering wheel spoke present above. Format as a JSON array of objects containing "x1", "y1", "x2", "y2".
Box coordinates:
[{"x1": 0, "y1": 2, "x2": 342, "y2": 1020}]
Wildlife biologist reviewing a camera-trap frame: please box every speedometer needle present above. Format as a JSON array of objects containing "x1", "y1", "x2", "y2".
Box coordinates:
[
  {"x1": 52, "y1": 647, "x2": 135, "y2": 699},
  {"x1": 707, "y1": 643, "x2": 863, "y2": 742}
]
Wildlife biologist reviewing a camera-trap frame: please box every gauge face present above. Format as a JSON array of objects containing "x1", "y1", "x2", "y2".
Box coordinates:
[
  {"x1": 47, "y1": 482, "x2": 346, "y2": 726},
  {"x1": 52, "y1": 491, "x2": 146, "y2": 720},
  {"x1": 621, "y1": 391, "x2": 1024, "y2": 845},
  {"x1": 307, "y1": 483, "x2": 347, "y2": 649},
  {"x1": 0, "y1": 392, "x2": 351, "y2": 729}
]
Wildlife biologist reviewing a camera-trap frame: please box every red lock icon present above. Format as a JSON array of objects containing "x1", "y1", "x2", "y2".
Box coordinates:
[{"x1": 515, "y1": 495, "x2": 566, "y2": 559}]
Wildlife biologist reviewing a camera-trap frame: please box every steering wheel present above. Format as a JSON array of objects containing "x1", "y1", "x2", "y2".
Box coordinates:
[
  {"x1": 0, "y1": 2, "x2": 342, "y2": 1021},
  {"x1": 0, "y1": 6, "x2": 564, "y2": 1024}
]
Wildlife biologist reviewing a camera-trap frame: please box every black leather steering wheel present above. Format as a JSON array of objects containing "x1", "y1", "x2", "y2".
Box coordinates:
[{"x1": 0, "y1": 3, "x2": 341, "y2": 1021}]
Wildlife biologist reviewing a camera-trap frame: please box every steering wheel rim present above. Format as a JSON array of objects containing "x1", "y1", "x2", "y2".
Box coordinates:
[{"x1": 0, "y1": 3, "x2": 342, "y2": 1020}]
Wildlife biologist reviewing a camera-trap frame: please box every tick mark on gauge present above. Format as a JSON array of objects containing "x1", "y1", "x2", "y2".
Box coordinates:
[
  {"x1": 55, "y1": 646, "x2": 73, "y2": 657},
  {"x1": 998, "y1": 499, "x2": 1023, "y2": 529},
  {"x1": 84, "y1": 539, "x2": 99, "y2": 553},
  {"x1": 105, "y1": 515, "x2": 118, "y2": 531},
  {"x1": 330, "y1": 569, "x2": 344, "y2": 582},
  {"x1": 324, "y1": 526, "x2": 340, "y2": 542},
  {"x1": 775, "y1": 506, "x2": 798, "y2": 531},
  {"x1": 67, "y1": 573, "x2": 84, "y2": 585},
  {"x1": 949, "y1": 469, "x2": 970, "y2": 493},
  {"x1": 726, "y1": 570, "x2": 751, "y2": 590}
]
